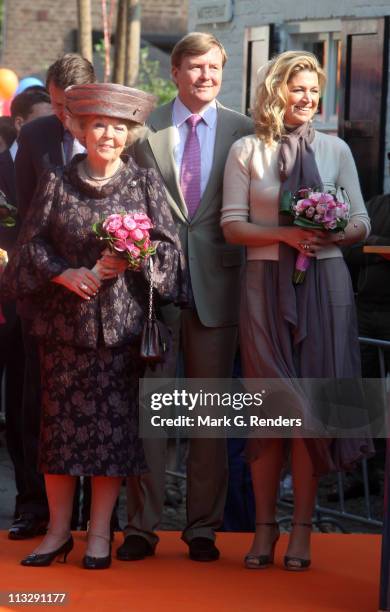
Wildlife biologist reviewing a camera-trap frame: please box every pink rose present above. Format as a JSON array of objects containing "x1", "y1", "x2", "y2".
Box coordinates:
[
  {"x1": 122, "y1": 214, "x2": 137, "y2": 231},
  {"x1": 102, "y1": 214, "x2": 123, "y2": 233},
  {"x1": 129, "y1": 228, "x2": 145, "y2": 241},
  {"x1": 133, "y1": 212, "x2": 153, "y2": 230},
  {"x1": 127, "y1": 243, "x2": 141, "y2": 258},
  {"x1": 305, "y1": 206, "x2": 315, "y2": 218},
  {"x1": 113, "y1": 239, "x2": 127, "y2": 252},
  {"x1": 114, "y1": 228, "x2": 129, "y2": 241}
]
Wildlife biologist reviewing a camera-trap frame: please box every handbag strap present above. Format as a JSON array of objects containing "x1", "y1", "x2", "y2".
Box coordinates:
[{"x1": 147, "y1": 257, "x2": 154, "y2": 322}]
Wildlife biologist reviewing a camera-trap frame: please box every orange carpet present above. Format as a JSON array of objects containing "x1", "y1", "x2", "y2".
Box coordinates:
[{"x1": 0, "y1": 531, "x2": 381, "y2": 612}]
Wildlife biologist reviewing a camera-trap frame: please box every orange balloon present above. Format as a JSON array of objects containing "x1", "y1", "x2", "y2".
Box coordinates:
[{"x1": 0, "y1": 69, "x2": 18, "y2": 100}]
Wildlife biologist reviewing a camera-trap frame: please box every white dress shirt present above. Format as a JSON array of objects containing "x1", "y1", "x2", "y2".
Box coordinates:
[
  {"x1": 9, "y1": 140, "x2": 18, "y2": 161},
  {"x1": 172, "y1": 96, "x2": 217, "y2": 197}
]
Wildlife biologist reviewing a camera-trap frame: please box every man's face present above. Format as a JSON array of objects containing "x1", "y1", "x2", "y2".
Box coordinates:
[
  {"x1": 14, "y1": 101, "x2": 53, "y2": 135},
  {"x1": 48, "y1": 82, "x2": 66, "y2": 124},
  {"x1": 171, "y1": 45, "x2": 223, "y2": 113}
]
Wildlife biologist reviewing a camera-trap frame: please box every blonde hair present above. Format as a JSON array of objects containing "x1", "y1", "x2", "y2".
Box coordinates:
[
  {"x1": 252, "y1": 51, "x2": 326, "y2": 144},
  {"x1": 171, "y1": 32, "x2": 227, "y2": 68}
]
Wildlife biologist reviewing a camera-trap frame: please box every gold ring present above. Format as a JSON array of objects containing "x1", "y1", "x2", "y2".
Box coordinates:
[{"x1": 80, "y1": 283, "x2": 88, "y2": 291}]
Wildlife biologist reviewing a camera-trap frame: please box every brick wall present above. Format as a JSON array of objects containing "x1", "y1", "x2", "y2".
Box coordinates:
[{"x1": 0, "y1": 0, "x2": 188, "y2": 78}]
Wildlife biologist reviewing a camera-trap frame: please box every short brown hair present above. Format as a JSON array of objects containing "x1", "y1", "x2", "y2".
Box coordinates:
[
  {"x1": 171, "y1": 32, "x2": 227, "y2": 68},
  {"x1": 46, "y1": 53, "x2": 96, "y2": 90}
]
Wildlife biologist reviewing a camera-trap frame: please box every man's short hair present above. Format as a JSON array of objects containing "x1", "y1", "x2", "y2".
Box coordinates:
[
  {"x1": 171, "y1": 32, "x2": 228, "y2": 68},
  {"x1": 11, "y1": 90, "x2": 51, "y2": 121},
  {"x1": 46, "y1": 53, "x2": 96, "y2": 90}
]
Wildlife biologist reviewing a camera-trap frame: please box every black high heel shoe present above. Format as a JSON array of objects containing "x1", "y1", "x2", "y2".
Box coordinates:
[
  {"x1": 83, "y1": 533, "x2": 111, "y2": 570},
  {"x1": 284, "y1": 522, "x2": 312, "y2": 571},
  {"x1": 20, "y1": 535, "x2": 73, "y2": 567},
  {"x1": 244, "y1": 522, "x2": 280, "y2": 569}
]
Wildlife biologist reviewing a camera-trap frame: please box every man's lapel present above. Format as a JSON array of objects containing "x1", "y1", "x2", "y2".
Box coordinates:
[{"x1": 147, "y1": 102, "x2": 189, "y2": 223}]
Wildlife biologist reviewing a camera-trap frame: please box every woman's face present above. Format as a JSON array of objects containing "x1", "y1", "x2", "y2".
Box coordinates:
[
  {"x1": 85, "y1": 115, "x2": 129, "y2": 165},
  {"x1": 283, "y1": 70, "x2": 320, "y2": 127}
]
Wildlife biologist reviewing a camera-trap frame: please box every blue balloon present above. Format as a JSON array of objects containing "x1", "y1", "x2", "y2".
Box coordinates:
[{"x1": 15, "y1": 76, "x2": 44, "y2": 95}]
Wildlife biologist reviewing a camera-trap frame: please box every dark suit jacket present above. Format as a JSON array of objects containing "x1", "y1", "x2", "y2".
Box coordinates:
[
  {"x1": 0, "y1": 149, "x2": 17, "y2": 252},
  {"x1": 15, "y1": 114, "x2": 64, "y2": 220}
]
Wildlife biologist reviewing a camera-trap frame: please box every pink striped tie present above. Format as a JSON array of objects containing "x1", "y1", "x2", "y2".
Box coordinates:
[{"x1": 180, "y1": 114, "x2": 202, "y2": 218}]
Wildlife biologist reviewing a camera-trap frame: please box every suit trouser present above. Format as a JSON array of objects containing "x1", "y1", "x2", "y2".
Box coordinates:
[
  {"x1": 0, "y1": 308, "x2": 25, "y2": 517},
  {"x1": 19, "y1": 318, "x2": 48, "y2": 519},
  {"x1": 126, "y1": 306, "x2": 237, "y2": 545}
]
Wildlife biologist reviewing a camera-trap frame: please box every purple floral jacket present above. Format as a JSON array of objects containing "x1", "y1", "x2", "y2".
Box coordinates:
[{"x1": 0, "y1": 155, "x2": 187, "y2": 348}]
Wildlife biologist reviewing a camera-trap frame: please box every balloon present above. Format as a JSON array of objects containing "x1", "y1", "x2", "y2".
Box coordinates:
[
  {"x1": 0, "y1": 69, "x2": 19, "y2": 100},
  {"x1": 2, "y1": 98, "x2": 11, "y2": 116},
  {"x1": 15, "y1": 76, "x2": 44, "y2": 95}
]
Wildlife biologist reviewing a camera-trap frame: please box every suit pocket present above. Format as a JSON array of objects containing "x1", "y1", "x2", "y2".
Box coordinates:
[{"x1": 222, "y1": 249, "x2": 243, "y2": 267}]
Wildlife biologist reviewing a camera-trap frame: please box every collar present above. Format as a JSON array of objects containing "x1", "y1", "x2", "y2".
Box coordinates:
[
  {"x1": 9, "y1": 140, "x2": 18, "y2": 161},
  {"x1": 172, "y1": 96, "x2": 217, "y2": 129}
]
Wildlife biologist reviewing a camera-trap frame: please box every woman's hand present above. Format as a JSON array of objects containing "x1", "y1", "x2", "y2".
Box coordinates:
[
  {"x1": 51, "y1": 267, "x2": 101, "y2": 300},
  {"x1": 93, "y1": 248, "x2": 129, "y2": 280},
  {"x1": 280, "y1": 227, "x2": 339, "y2": 256}
]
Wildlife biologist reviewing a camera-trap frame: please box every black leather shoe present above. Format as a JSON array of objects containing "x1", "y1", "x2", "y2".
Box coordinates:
[
  {"x1": 9, "y1": 515, "x2": 48, "y2": 540},
  {"x1": 116, "y1": 535, "x2": 155, "y2": 561},
  {"x1": 83, "y1": 550, "x2": 111, "y2": 570},
  {"x1": 20, "y1": 536, "x2": 73, "y2": 567},
  {"x1": 83, "y1": 533, "x2": 111, "y2": 570},
  {"x1": 188, "y1": 537, "x2": 220, "y2": 562}
]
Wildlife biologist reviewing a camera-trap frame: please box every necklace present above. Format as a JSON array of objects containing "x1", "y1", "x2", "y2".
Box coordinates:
[{"x1": 83, "y1": 160, "x2": 123, "y2": 183}]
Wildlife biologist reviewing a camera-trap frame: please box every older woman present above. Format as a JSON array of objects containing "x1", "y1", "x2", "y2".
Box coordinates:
[
  {"x1": 222, "y1": 51, "x2": 372, "y2": 570},
  {"x1": 1, "y1": 83, "x2": 186, "y2": 569}
]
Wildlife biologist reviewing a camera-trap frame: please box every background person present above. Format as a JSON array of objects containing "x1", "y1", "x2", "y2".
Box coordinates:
[
  {"x1": 9, "y1": 54, "x2": 96, "y2": 541},
  {"x1": 0, "y1": 88, "x2": 52, "y2": 537},
  {"x1": 0, "y1": 82, "x2": 186, "y2": 569},
  {"x1": 221, "y1": 50, "x2": 372, "y2": 571}
]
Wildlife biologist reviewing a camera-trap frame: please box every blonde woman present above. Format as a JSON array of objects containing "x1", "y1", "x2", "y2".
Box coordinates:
[{"x1": 222, "y1": 51, "x2": 372, "y2": 570}]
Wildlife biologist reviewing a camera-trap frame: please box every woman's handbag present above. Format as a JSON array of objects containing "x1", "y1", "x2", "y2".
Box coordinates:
[{"x1": 140, "y1": 258, "x2": 171, "y2": 363}]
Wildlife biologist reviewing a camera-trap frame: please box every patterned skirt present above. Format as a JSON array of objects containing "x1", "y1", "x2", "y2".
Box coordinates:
[{"x1": 38, "y1": 342, "x2": 147, "y2": 477}]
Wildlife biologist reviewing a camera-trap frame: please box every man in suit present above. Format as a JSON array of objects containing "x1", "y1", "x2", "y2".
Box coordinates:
[
  {"x1": 8, "y1": 54, "x2": 96, "y2": 540},
  {"x1": 118, "y1": 32, "x2": 253, "y2": 562},
  {"x1": 0, "y1": 89, "x2": 52, "y2": 535}
]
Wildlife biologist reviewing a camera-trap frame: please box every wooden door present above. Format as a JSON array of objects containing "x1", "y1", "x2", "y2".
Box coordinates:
[{"x1": 339, "y1": 18, "x2": 389, "y2": 200}]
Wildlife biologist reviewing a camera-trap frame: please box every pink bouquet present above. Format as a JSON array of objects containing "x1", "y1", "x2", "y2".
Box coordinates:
[
  {"x1": 93, "y1": 212, "x2": 156, "y2": 270},
  {"x1": 280, "y1": 187, "x2": 350, "y2": 284}
]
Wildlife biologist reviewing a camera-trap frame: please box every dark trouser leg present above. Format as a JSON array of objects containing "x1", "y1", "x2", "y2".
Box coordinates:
[
  {"x1": 181, "y1": 309, "x2": 237, "y2": 543},
  {"x1": 19, "y1": 319, "x2": 48, "y2": 520},
  {"x1": 3, "y1": 314, "x2": 25, "y2": 516}
]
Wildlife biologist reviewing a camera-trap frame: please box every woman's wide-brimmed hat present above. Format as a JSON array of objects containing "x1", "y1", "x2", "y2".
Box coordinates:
[{"x1": 64, "y1": 83, "x2": 156, "y2": 125}]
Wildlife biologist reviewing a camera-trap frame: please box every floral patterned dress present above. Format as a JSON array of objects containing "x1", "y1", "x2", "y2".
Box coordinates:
[{"x1": 1, "y1": 155, "x2": 187, "y2": 476}]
